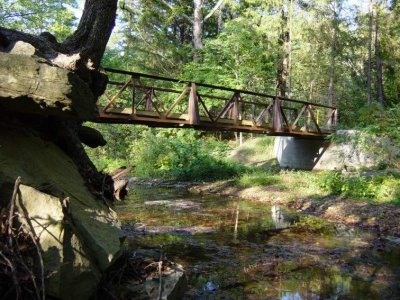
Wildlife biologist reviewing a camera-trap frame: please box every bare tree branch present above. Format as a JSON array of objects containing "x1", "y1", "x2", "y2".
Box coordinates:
[
  {"x1": 203, "y1": 0, "x2": 225, "y2": 23},
  {"x1": 3, "y1": 12, "x2": 38, "y2": 20}
]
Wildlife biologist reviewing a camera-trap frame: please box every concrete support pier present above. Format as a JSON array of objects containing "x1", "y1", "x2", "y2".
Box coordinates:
[{"x1": 274, "y1": 137, "x2": 330, "y2": 170}]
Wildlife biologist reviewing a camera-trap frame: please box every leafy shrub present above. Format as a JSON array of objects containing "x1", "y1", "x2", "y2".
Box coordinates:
[
  {"x1": 355, "y1": 103, "x2": 400, "y2": 169},
  {"x1": 318, "y1": 171, "x2": 375, "y2": 198},
  {"x1": 317, "y1": 171, "x2": 345, "y2": 195},
  {"x1": 370, "y1": 175, "x2": 400, "y2": 203},
  {"x1": 318, "y1": 171, "x2": 400, "y2": 203},
  {"x1": 131, "y1": 129, "x2": 245, "y2": 181}
]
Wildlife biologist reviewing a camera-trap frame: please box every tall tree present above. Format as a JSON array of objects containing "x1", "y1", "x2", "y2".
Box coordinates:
[
  {"x1": 276, "y1": 0, "x2": 291, "y2": 98},
  {"x1": 367, "y1": 0, "x2": 375, "y2": 105},
  {"x1": 374, "y1": 1, "x2": 385, "y2": 106},
  {"x1": 193, "y1": 0, "x2": 204, "y2": 60},
  {"x1": 328, "y1": 0, "x2": 340, "y2": 107},
  {"x1": 161, "y1": 0, "x2": 224, "y2": 59}
]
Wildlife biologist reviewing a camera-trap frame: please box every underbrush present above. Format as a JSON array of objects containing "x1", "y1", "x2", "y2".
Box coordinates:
[
  {"x1": 318, "y1": 171, "x2": 400, "y2": 204},
  {"x1": 130, "y1": 130, "x2": 246, "y2": 181},
  {"x1": 237, "y1": 173, "x2": 281, "y2": 187},
  {"x1": 86, "y1": 123, "x2": 400, "y2": 204},
  {"x1": 233, "y1": 168, "x2": 400, "y2": 204}
]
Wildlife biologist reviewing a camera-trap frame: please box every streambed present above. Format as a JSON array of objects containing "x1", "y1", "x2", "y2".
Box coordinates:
[{"x1": 116, "y1": 185, "x2": 400, "y2": 299}]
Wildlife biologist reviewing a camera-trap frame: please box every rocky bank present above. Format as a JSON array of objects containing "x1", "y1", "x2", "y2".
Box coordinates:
[{"x1": 0, "y1": 50, "x2": 123, "y2": 299}]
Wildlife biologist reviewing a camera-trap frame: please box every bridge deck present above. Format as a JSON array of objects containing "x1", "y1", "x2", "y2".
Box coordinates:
[{"x1": 93, "y1": 68, "x2": 337, "y2": 138}]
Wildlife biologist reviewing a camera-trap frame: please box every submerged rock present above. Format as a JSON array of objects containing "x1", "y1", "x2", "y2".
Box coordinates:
[
  {"x1": 202, "y1": 281, "x2": 219, "y2": 292},
  {"x1": 145, "y1": 263, "x2": 187, "y2": 300},
  {"x1": 122, "y1": 223, "x2": 215, "y2": 236}
]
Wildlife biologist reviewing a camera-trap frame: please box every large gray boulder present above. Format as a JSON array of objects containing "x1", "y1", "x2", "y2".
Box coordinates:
[
  {"x1": 314, "y1": 130, "x2": 397, "y2": 170},
  {"x1": 274, "y1": 130, "x2": 398, "y2": 170},
  {"x1": 0, "y1": 51, "x2": 95, "y2": 120},
  {"x1": 0, "y1": 127, "x2": 123, "y2": 299}
]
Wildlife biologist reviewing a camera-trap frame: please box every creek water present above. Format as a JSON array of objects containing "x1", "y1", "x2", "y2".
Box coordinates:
[{"x1": 116, "y1": 185, "x2": 400, "y2": 299}]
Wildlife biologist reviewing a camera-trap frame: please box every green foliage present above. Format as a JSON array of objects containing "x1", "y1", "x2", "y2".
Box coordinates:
[
  {"x1": 320, "y1": 172, "x2": 375, "y2": 198},
  {"x1": 183, "y1": 16, "x2": 276, "y2": 92},
  {"x1": 0, "y1": 0, "x2": 77, "y2": 40},
  {"x1": 237, "y1": 171, "x2": 280, "y2": 188},
  {"x1": 350, "y1": 103, "x2": 400, "y2": 169},
  {"x1": 318, "y1": 171, "x2": 400, "y2": 203},
  {"x1": 84, "y1": 122, "x2": 144, "y2": 172},
  {"x1": 131, "y1": 129, "x2": 245, "y2": 181},
  {"x1": 372, "y1": 175, "x2": 400, "y2": 204},
  {"x1": 318, "y1": 171, "x2": 346, "y2": 195}
]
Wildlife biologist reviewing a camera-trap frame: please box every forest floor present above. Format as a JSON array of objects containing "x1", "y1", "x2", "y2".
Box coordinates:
[{"x1": 189, "y1": 180, "x2": 400, "y2": 239}]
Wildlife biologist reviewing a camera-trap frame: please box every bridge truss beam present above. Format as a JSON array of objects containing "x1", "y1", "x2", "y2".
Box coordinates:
[{"x1": 93, "y1": 68, "x2": 337, "y2": 139}]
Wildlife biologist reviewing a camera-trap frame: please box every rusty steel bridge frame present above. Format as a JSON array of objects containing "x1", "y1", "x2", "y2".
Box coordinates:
[{"x1": 94, "y1": 68, "x2": 337, "y2": 138}]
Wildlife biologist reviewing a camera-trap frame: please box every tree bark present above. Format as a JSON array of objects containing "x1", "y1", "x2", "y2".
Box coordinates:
[
  {"x1": 328, "y1": 1, "x2": 338, "y2": 107},
  {"x1": 367, "y1": 0, "x2": 375, "y2": 106},
  {"x1": 62, "y1": 0, "x2": 117, "y2": 69},
  {"x1": 217, "y1": 4, "x2": 224, "y2": 34},
  {"x1": 1, "y1": 0, "x2": 117, "y2": 80},
  {"x1": 374, "y1": 4, "x2": 385, "y2": 106},
  {"x1": 276, "y1": 2, "x2": 290, "y2": 98},
  {"x1": 287, "y1": 0, "x2": 293, "y2": 98},
  {"x1": 192, "y1": 0, "x2": 225, "y2": 61},
  {"x1": 193, "y1": 0, "x2": 204, "y2": 61},
  {"x1": 0, "y1": 0, "x2": 120, "y2": 202}
]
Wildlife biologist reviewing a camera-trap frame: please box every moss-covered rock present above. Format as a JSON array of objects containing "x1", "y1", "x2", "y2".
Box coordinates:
[{"x1": 0, "y1": 126, "x2": 123, "y2": 299}]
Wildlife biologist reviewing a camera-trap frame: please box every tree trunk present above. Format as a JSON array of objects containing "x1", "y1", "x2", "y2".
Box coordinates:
[
  {"x1": 1, "y1": 0, "x2": 117, "y2": 82},
  {"x1": 217, "y1": 5, "x2": 224, "y2": 34},
  {"x1": 1, "y1": 0, "x2": 117, "y2": 98},
  {"x1": 276, "y1": 3, "x2": 290, "y2": 98},
  {"x1": 367, "y1": 0, "x2": 375, "y2": 106},
  {"x1": 62, "y1": 0, "x2": 118, "y2": 70},
  {"x1": 374, "y1": 4, "x2": 385, "y2": 106},
  {"x1": 0, "y1": 0, "x2": 119, "y2": 201},
  {"x1": 287, "y1": 0, "x2": 293, "y2": 98},
  {"x1": 328, "y1": 1, "x2": 338, "y2": 107},
  {"x1": 193, "y1": 0, "x2": 204, "y2": 61}
]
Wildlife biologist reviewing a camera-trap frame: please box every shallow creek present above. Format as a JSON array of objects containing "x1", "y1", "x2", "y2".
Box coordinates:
[{"x1": 116, "y1": 185, "x2": 400, "y2": 299}]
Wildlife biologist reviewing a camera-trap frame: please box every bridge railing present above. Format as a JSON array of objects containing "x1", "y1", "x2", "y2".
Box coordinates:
[{"x1": 96, "y1": 68, "x2": 337, "y2": 136}]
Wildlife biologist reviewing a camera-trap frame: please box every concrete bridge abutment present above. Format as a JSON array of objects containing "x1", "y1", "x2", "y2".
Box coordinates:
[{"x1": 274, "y1": 137, "x2": 330, "y2": 170}]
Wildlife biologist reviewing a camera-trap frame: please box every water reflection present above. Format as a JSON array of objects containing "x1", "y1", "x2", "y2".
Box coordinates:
[
  {"x1": 233, "y1": 203, "x2": 239, "y2": 241},
  {"x1": 271, "y1": 205, "x2": 290, "y2": 229},
  {"x1": 117, "y1": 186, "x2": 400, "y2": 300}
]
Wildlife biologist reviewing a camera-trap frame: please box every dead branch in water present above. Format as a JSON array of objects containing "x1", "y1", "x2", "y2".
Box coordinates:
[{"x1": 7, "y1": 176, "x2": 21, "y2": 248}]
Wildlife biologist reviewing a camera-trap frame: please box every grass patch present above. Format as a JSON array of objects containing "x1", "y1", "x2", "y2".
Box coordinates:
[
  {"x1": 237, "y1": 172, "x2": 280, "y2": 187},
  {"x1": 232, "y1": 168, "x2": 400, "y2": 205}
]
